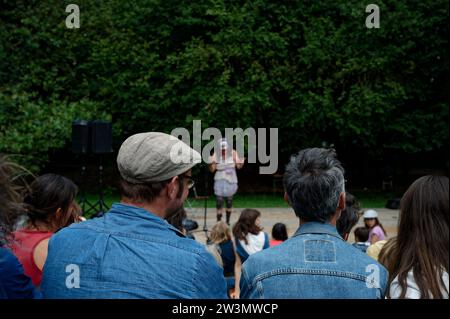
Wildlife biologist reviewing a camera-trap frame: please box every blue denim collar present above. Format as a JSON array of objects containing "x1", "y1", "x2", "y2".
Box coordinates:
[
  {"x1": 293, "y1": 221, "x2": 343, "y2": 240},
  {"x1": 108, "y1": 202, "x2": 184, "y2": 236}
]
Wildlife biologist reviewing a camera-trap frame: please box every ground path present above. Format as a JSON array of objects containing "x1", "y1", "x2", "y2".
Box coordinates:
[{"x1": 187, "y1": 207, "x2": 399, "y2": 244}]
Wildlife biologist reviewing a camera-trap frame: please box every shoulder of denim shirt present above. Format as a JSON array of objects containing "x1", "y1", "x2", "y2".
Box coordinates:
[
  {"x1": 51, "y1": 205, "x2": 212, "y2": 256},
  {"x1": 0, "y1": 247, "x2": 43, "y2": 299},
  {"x1": 293, "y1": 221, "x2": 343, "y2": 239},
  {"x1": 59, "y1": 203, "x2": 173, "y2": 235}
]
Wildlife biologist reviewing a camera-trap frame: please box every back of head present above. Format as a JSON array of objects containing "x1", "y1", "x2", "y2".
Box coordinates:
[
  {"x1": 389, "y1": 175, "x2": 449, "y2": 298},
  {"x1": 336, "y1": 192, "x2": 361, "y2": 238},
  {"x1": 283, "y1": 148, "x2": 345, "y2": 223},
  {"x1": 271, "y1": 222, "x2": 288, "y2": 241},
  {"x1": 398, "y1": 175, "x2": 448, "y2": 242},
  {"x1": 209, "y1": 221, "x2": 231, "y2": 244},
  {"x1": 24, "y1": 174, "x2": 79, "y2": 231},
  {"x1": 0, "y1": 157, "x2": 25, "y2": 246},
  {"x1": 354, "y1": 227, "x2": 370, "y2": 242},
  {"x1": 345, "y1": 192, "x2": 358, "y2": 208}
]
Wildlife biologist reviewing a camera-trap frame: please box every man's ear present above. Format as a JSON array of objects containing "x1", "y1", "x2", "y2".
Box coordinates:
[
  {"x1": 283, "y1": 192, "x2": 291, "y2": 206},
  {"x1": 166, "y1": 176, "x2": 179, "y2": 200},
  {"x1": 343, "y1": 233, "x2": 349, "y2": 242}
]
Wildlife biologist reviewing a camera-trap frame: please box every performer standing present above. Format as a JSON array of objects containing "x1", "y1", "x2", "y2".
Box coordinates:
[{"x1": 209, "y1": 138, "x2": 245, "y2": 225}]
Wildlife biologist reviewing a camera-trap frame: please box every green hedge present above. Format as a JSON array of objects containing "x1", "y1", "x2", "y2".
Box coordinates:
[{"x1": 1, "y1": 0, "x2": 448, "y2": 171}]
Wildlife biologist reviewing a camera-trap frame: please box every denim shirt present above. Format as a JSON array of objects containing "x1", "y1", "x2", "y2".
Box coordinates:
[
  {"x1": 41, "y1": 203, "x2": 227, "y2": 299},
  {"x1": 240, "y1": 222, "x2": 388, "y2": 299},
  {"x1": 0, "y1": 247, "x2": 42, "y2": 299}
]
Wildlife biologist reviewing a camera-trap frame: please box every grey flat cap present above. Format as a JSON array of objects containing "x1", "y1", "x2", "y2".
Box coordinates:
[{"x1": 117, "y1": 132, "x2": 201, "y2": 183}]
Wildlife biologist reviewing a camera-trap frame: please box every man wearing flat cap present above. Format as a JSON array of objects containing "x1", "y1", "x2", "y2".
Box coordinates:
[{"x1": 42, "y1": 132, "x2": 227, "y2": 299}]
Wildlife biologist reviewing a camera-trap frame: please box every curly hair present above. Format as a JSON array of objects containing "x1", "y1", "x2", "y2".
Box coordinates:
[{"x1": 0, "y1": 156, "x2": 30, "y2": 246}]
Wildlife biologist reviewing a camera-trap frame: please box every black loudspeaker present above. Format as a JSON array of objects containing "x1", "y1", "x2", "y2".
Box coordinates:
[
  {"x1": 90, "y1": 120, "x2": 113, "y2": 154},
  {"x1": 72, "y1": 120, "x2": 90, "y2": 154}
]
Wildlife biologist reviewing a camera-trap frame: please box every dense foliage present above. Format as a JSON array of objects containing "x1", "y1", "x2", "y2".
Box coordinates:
[{"x1": 0, "y1": 0, "x2": 448, "y2": 171}]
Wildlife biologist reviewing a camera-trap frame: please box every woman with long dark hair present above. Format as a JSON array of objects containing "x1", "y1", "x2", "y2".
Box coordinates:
[
  {"x1": 233, "y1": 209, "x2": 269, "y2": 263},
  {"x1": 10, "y1": 174, "x2": 81, "y2": 287},
  {"x1": 0, "y1": 157, "x2": 41, "y2": 299},
  {"x1": 232, "y1": 209, "x2": 269, "y2": 298},
  {"x1": 386, "y1": 175, "x2": 449, "y2": 299}
]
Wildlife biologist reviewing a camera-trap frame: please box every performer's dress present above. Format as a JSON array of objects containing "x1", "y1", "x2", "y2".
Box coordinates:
[{"x1": 214, "y1": 155, "x2": 238, "y2": 198}]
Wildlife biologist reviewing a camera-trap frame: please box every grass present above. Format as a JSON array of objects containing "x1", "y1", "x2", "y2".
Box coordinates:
[
  {"x1": 188, "y1": 191, "x2": 395, "y2": 209},
  {"x1": 77, "y1": 193, "x2": 117, "y2": 218},
  {"x1": 351, "y1": 190, "x2": 399, "y2": 209},
  {"x1": 188, "y1": 193, "x2": 289, "y2": 208},
  {"x1": 79, "y1": 189, "x2": 395, "y2": 218}
]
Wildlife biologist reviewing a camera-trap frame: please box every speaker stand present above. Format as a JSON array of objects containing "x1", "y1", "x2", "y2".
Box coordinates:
[
  {"x1": 78, "y1": 156, "x2": 97, "y2": 216},
  {"x1": 91, "y1": 155, "x2": 109, "y2": 218},
  {"x1": 78, "y1": 155, "x2": 109, "y2": 218}
]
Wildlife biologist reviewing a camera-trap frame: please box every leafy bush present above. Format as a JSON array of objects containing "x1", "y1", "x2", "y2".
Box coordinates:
[{"x1": 1, "y1": 0, "x2": 448, "y2": 171}]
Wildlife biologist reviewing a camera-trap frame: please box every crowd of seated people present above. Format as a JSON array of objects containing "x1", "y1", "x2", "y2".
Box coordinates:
[{"x1": 1, "y1": 133, "x2": 448, "y2": 299}]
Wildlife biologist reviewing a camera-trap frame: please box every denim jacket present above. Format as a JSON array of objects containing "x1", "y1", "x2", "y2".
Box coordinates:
[
  {"x1": 42, "y1": 203, "x2": 227, "y2": 299},
  {"x1": 0, "y1": 248, "x2": 42, "y2": 299},
  {"x1": 240, "y1": 222, "x2": 388, "y2": 299}
]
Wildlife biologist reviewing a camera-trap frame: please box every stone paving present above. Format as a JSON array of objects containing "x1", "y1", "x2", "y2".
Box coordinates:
[{"x1": 186, "y1": 207, "x2": 399, "y2": 244}]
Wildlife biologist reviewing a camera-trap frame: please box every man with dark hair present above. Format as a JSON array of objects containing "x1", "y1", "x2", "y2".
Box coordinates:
[
  {"x1": 42, "y1": 132, "x2": 227, "y2": 298},
  {"x1": 353, "y1": 227, "x2": 371, "y2": 253},
  {"x1": 240, "y1": 148, "x2": 387, "y2": 299},
  {"x1": 336, "y1": 192, "x2": 361, "y2": 240}
]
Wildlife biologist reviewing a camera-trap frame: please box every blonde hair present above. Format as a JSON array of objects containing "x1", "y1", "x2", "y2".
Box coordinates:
[
  {"x1": 205, "y1": 244, "x2": 223, "y2": 268},
  {"x1": 209, "y1": 221, "x2": 231, "y2": 244}
]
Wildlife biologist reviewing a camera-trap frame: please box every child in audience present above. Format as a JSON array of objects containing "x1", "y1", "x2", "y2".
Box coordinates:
[
  {"x1": 363, "y1": 209, "x2": 387, "y2": 244},
  {"x1": 208, "y1": 221, "x2": 236, "y2": 298},
  {"x1": 270, "y1": 223, "x2": 288, "y2": 246},
  {"x1": 352, "y1": 227, "x2": 370, "y2": 253}
]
